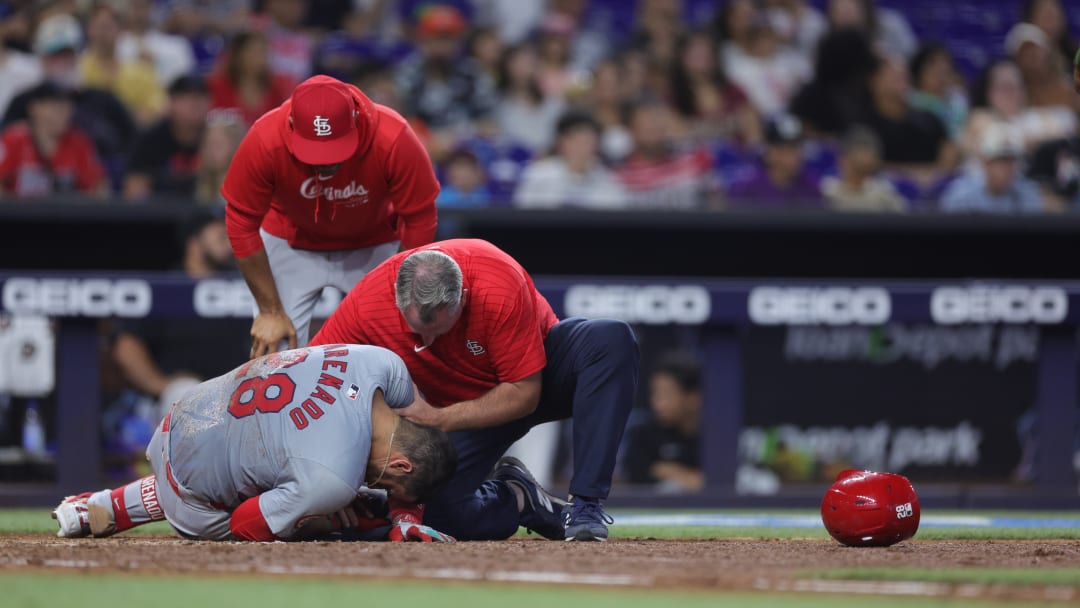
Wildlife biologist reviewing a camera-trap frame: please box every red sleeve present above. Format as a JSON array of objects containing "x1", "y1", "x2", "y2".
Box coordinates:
[
  {"x1": 483, "y1": 270, "x2": 547, "y2": 383},
  {"x1": 73, "y1": 132, "x2": 104, "y2": 193},
  {"x1": 229, "y1": 495, "x2": 282, "y2": 542},
  {"x1": 0, "y1": 130, "x2": 16, "y2": 182},
  {"x1": 222, "y1": 126, "x2": 275, "y2": 258},
  {"x1": 385, "y1": 125, "x2": 439, "y2": 250}
]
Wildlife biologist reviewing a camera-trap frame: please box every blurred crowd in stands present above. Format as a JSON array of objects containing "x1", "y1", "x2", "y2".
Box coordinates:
[{"x1": 0, "y1": 0, "x2": 1079, "y2": 213}]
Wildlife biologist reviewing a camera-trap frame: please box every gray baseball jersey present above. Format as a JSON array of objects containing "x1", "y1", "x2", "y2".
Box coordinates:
[{"x1": 162, "y1": 344, "x2": 413, "y2": 538}]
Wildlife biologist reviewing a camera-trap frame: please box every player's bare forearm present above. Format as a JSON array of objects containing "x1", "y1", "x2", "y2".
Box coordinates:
[
  {"x1": 237, "y1": 249, "x2": 296, "y2": 357},
  {"x1": 290, "y1": 516, "x2": 337, "y2": 540},
  {"x1": 403, "y1": 373, "x2": 542, "y2": 432},
  {"x1": 237, "y1": 249, "x2": 284, "y2": 314},
  {"x1": 113, "y1": 333, "x2": 170, "y2": 396},
  {"x1": 650, "y1": 461, "x2": 705, "y2": 492},
  {"x1": 122, "y1": 174, "x2": 153, "y2": 201}
]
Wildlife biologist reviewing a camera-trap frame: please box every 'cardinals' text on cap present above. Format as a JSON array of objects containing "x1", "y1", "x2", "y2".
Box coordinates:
[{"x1": 289, "y1": 75, "x2": 359, "y2": 165}]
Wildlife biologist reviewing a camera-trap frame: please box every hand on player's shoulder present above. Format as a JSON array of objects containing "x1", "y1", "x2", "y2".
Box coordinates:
[{"x1": 398, "y1": 397, "x2": 448, "y2": 431}]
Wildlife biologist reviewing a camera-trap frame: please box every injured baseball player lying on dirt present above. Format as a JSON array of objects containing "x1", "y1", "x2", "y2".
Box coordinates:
[{"x1": 52, "y1": 344, "x2": 458, "y2": 542}]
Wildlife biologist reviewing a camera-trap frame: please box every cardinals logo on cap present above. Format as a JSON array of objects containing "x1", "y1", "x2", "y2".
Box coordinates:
[{"x1": 289, "y1": 75, "x2": 360, "y2": 165}]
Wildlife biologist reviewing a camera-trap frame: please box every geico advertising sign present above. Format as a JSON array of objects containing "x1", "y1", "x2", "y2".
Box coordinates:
[
  {"x1": 564, "y1": 285, "x2": 711, "y2": 324},
  {"x1": 1, "y1": 278, "x2": 152, "y2": 317},
  {"x1": 0, "y1": 277, "x2": 342, "y2": 319},
  {"x1": 931, "y1": 286, "x2": 1067, "y2": 325},
  {"x1": 195, "y1": 279, "x2": 341, "y2": 318},
  {"x1": 748, "y1": 287, "x2": 891, "y2": 325}
]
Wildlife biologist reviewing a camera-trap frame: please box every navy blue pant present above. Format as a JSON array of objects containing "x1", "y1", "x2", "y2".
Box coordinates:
[{"x1": 423, "y1": 318, "x2": 639, "y2": 540}]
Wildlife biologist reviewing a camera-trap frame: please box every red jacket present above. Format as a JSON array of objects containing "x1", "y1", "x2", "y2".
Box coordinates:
[{"x1": 222, "y1": 84, "x2": 440, "y2": 257}]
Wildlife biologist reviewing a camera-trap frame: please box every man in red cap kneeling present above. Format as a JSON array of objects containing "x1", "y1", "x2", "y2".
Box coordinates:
[{"x1": 222, "y1": 75, "x2": 440, "y2": 358}]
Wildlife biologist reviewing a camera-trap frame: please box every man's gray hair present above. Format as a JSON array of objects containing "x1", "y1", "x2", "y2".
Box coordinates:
[{"x1": 395, "y1": 250, "x2": 463, "y2": 323}]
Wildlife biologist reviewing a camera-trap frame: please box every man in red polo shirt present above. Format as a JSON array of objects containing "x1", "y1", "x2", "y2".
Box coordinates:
[
  {"x1": 223, "y1": 75, "x2": 439, "y2": 358},
  {"x1": 311, "y1": 239, "x2": 639, "y2": 541}
]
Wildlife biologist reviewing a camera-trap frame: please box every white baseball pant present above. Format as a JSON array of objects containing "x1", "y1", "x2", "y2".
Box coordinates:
[{"x1": 259, "y1": 229, "x2": 400, "y2": 347}]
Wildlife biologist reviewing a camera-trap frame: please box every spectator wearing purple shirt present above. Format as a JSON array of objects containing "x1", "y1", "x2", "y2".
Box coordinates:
[{"x1": 727, "y1": 115, "x2": 823, "y2": 208}]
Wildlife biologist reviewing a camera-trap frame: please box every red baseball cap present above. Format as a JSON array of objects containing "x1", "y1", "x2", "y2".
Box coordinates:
[
  {"x1": 289, "y1": 76, "x2": 359, "y2": 165},
  {"x1": 416, "y1": 5, "x2": 467, "y2": 38}
]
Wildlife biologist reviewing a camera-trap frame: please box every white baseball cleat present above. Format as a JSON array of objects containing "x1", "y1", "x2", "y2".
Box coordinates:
[{"x1": 52, "y1": 492, "x2": 115, "y2": 538}]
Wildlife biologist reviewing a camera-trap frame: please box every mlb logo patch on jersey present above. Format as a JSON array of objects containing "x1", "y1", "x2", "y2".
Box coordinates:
[{"x1": 346, "y1": 384, "x2": 360, "y2": 400}]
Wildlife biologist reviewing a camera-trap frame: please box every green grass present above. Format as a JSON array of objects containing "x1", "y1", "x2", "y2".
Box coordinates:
[
  {"x1": 606, "y1": 509, "x2": 1080, "y2": 540},
  {"x1": 0, "y1": 508, "x2": 173, "y2": 535},
  {"x1": 0, "y1": 573, "x2": 1036, "y2": 608},
  {"x1": 614, "y1": 508, "x2": 1080, "y2": 518},
  {"x1": 804, "y1": 568, "x2": 1080, "y2": 587},
  {"x1": 609, "y1": 525, "x2": 1080, "y2": 540},
  {"x1": 910, "y1": 527, "x2": 1080, "y2": 540},
  {"x1": 607, "y1": 524, "x2": 830, "y2": 539}
]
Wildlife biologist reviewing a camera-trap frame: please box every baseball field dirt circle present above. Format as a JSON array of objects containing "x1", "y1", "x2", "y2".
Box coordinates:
[{"x1": 2, "y1": 536, "x2": 1079, "y2": 603}]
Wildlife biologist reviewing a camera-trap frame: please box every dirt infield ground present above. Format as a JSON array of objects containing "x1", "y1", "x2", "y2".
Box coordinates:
[{"x1": 2, "y1": 536, "x2": 1080, "y2": 602}]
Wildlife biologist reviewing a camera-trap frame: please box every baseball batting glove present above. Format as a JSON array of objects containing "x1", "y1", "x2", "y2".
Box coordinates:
[{"x1": 387, "y1": 503, "x2": 456, "y2": 543}]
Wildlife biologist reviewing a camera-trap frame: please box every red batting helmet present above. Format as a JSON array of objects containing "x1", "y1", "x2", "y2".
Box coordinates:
[{"x1": 820, "y1": 469, "x2": 920, "y2": 547}]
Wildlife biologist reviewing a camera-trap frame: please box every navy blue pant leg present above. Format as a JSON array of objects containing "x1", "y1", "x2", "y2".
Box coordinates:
[
  {"x1": 540, "y1": 317, "x2": 639, "y2": 499},
  {"x1": 422, "y1": 416, "x2": 533, "y2": 540},
  {"x1": 422, "y1": 317, "x2": 639, "y2": 539}
]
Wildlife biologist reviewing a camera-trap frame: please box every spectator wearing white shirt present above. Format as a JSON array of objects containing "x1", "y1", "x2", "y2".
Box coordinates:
[
  {"x1": 513, "y1": 111, "x2": 625, "y2": 209},
  {"x1": 472, "y1": 0, "x2": 545, "y2": 45},
  {"x1": 117, "y1": 0, "x2": 196, "y2": 88},
  {"x1": 717, "y1": 0, "x2": 810, "y2": 117},
  {"x1": 962, "y1": 58, "x2": 1077, "y2": 174},
  {"x1": 766, "y1": 0, "x2": 827, "y2": 57},
  {"x1": 495, "y1": 43, "x2": 565, "y2": 154}
]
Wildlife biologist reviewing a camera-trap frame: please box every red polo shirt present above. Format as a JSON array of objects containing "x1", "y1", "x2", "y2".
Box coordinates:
[
  {"x1": 310, "y1": 239, "x2": 558, "y2": 407},
  {"x1": 222, "y1": 83, "x2": 439, "y2": 258}
]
